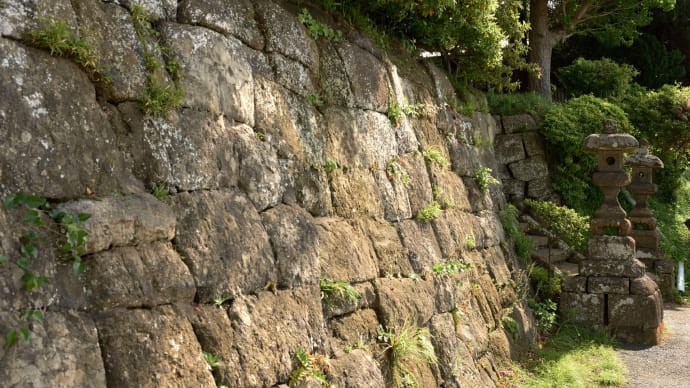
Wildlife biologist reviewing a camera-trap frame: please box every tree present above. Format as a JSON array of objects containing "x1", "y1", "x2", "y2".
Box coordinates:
[{"x1": 528, "y1": 0, "x2": 675, "y2": 99}]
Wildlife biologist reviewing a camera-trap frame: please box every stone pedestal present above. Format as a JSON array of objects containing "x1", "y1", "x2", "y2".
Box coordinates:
[{"x1": 559, "y1": 121, "x2": 663, "y2": 345}]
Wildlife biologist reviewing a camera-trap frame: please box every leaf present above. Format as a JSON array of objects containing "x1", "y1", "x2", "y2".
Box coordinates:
[
  {"x1": 16, "y1": 257, "x2": 29, "y2": 270},
  {"x1": 3, "y1": 192, "x2": 26, "y2": 208},
  {"x1": 77, "y1": 213, "x2": 91, "y2": 222},
  {"x1": 72, "y1": 260, "x2": 85, "y2": 276},
  {"x1": 5, "y1": 330, "x2": 18, "y2": 348},
  {"x1": 21, "y1": 209, "x2": 43, "y2": 226},
  {"x1": 19, "y1": 327, "x2": 31, "y2": 342},
  {"x1": 24, "y1": 195, "x2": 47, "y2": 209},
  {"x1": 21, "y1": 243, "x2": 38, "y2": 259},
  {"x1": 0, "y1": 255, "x2": 7, "y2": 265}
]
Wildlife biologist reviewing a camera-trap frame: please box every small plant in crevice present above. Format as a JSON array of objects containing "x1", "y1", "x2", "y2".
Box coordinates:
[
  {"x1": 130, "y1": 3, "x2": 184, "y2": 117},
  {"x1": 377, "y1": 318, "x2": 437, "y2": 387},
  {"x1": 501, "y1": 315, "x2": 519, "y2": 341},
  {"x1": 388, "y1": 95, "x2": 425, "y2": 127},
  {"x1": 306, "y1": 93, "x2": 325, "y2": 108},
  {"x1": 319, "y1": 278, "x2": 360, "y2": 305},
  {"x1": 422, "y1": 146, "x2": 450, "y2": 169},
  {"x1": 151, "y1": 183, "x2": 168, "y2": 201},
  {"x1": 499, "y1": 204, "x2": 535, "y2": 261},
  {"x1": 471, "y1": 132, "x2": 493, "y2": 148},
  {"x1": 464, "y1": 234, "x2": 476, "y2": 250},
  {"x1": 324, "y1": 158, "x2": 339, "y2": 174},
  {"x1": 474, "y1": 166, "x2": 500, "y2": 193},
  {"x1": 289, "y1": 347, "x2": 331, "y2": 387},
  {"x1": 431, "y1": 260, "x2": 472, "y2": 277},
  {"x1": 213, "y1": 294, "x2": 231, "y2": 307},
  {"x1": 298, "y1": 8, "x2": 343, "y2": 42},
  {"x1": 203, "y1": 351, "x2": 222, "y2": 370},
  {"x1": 27, "y1": 18, "x2": 108, "y2": 82},
  {"x1": 1, "y1": 192, "x2": 91, "y2": 348},
  {"x1": 415, "y1": 201, "x2": 441, "y2": 222},
  {"x1": 386, "y1": 158, "x2": 411, "y2": 185}
]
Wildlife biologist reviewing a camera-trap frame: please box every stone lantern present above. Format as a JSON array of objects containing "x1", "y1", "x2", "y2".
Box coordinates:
[
  {"x1": 560, "y1": 120, "x2": 663, "y2": 345},
  {"x1": 625, "y1": 139, "x2": 674, "y2": 298},
  {"x1": 583, "y1": 120, "x2": 638, "y2": 236}
]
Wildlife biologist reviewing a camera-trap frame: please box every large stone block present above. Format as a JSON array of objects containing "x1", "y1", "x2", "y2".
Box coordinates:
[
  {"x1": 316, "y1": 218, "x2": 379, "y2": 282},
  {"x1": 224, "y1": 287, "x2": 329, "y2": 387},
  {"x1": 163, "y1": 24, "x2": 255, "y2": 125},
  {"x1": 494, "y1": 134, "x2": 525, "y2": 164},
  {"x1": 84, "y1": 242, "x2": 195, "y2": 308},
  {"x1": 429, "y1": 313, "x2": 483, "y2": 387},
  {"x1": 261, "y1": 204, "x2": 320, "y2": 289},
  {"x1": 608, "y1": 292, "x2": 663, "y2": 329},
  {"x1": 171, "y1": 190, "x2": 276, "y2": 302},
  {"x1": 336, "y1": 42, "x2": 389, "y2": 112},
  {"x1": 0, "y1": 311, "x2": 106, "y2": 387},
  {"x1": 428, "y1": 164, "x2": 472, "y2": 212},
  {"x1": 374, "y1": 277, "x2": 436, "y2": 328},
  {"x1": 580, "y1": 259, "x2": 645, "y2": 278},
  {"x1": 527, "y1": 176, "x2": 553, "y2": 200},
  {"x1": 374, "y1": 167, "x2": 413, "y2": 222},
  {"x1": 323, "y1": 282, "x2": 376, "y2": 319},
  {"x1": 587, "y1": 276, "x2": 629, "y2": 294},
  {"x1": 178, "y1": 0, "x2": 264, "y2": 50},
  {"x1": 508, "y1": 156, "x2": 549, "y2": 182},
  {"x1": 270, "y1": 52, "x2": 318, "y2": 96},
  {"x1": 562, "y1": 276, "x2": 587, "y2": 293},
  {"x1": 630, "y1": 275, "x2": 660, "y2": 296},
  {"x1": 397, "y1": 220, "x2": 443, "y2": 273},
  {"x1": 521, "y1": 131, "x2": 546, "y2": 156},
  {"x1": 57, "y1": 193, "x2": 176, "y2": 255},
  {"x1": 559, "y1": 292, "x2": 605, "y2": 324},
  {"x1": 330, "y1": 349, "x2": 386, "y2": 388},
  {"x1": 0, "y1": 39, "x2": 134, "y2": 198},
  {"x1": 96, "y1": 305, "x2": 215, "y2": 387},
  {"x1": 501, "y1": 114, "x2": 537, "y2": 133},
  {"x1": 400, "y1": 153, "x2": 434, "y2": 216},
  {"x1": 330, "y1": 308, "x2": 380, "y2": 345},
  {"x1": 431, "y1": 208, "x2": 477, "y2": 260},
  {"x1": 352, "y1": 218, "x2": 414, "y2": 277},
  {"x1": 329, "y1": 169, "x2": 385, "y2": 219},
  {"x1": 588, "y1": 236, "x2": 636, "y2": 261}
]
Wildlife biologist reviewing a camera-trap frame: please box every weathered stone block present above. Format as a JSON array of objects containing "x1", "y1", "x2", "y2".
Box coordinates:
[
  {"x1": 85, "y1": 242, "x2": 195, "y2": 308},
  {"x1": 608, "y1": 292, "x2": 663, "y2": 329},
  {"x1": 178, "y1": 0, "x2": 265, "y2": 50},
  {"x1": 562, "y1": 276, "x2": 588, "y2": 293},
  {"x1": 588, "y1": 236, "x2": 636, "y2": 261},
  {"x1": 172, "y1": 190, "x2": 276, "y2": 302},
  {"x1": 449, "y1": 144, "x2": 482, "y2": 177},
  {"x1": 508, "y1": 156, "x2": 549, "y2": 181},
  {"x1": 483, "y1": 246, "x2": 513, "y2": 287},
  {"x1": 374, "y1": 168, "x2": 412, "y2": 221},
  {"x1": 256, "y1": 0, "x2": 318, "y2": 68},
  {"x1": 0, "y1": 311, "x2": 106, "y2": 387},
  {"x1": 57, "y1": 193, "x2": 175, "y2": 255},
  {"x1": 428, "y1": 166, "x2": 472, "y2": 212},
  {"x1": 559, "y1": 292, "x2": 605, "y2": 324},
  {"x1": 612, "y1": 325, "x2": 663, "y2": 346},
  {"x1": 580, "y1": 259, "x2": 646, "y2": 278},
  {"x1": 97, "y1": 305, "x2": 215, "y2": 387},
  {"x1": 527, "y1": 176, "x2": 553, "y2": 200},
  {"x1": 374, "y1": 277, "x2": 436, "y2": 327},
  {"x1": 271, "y1": 52, "x2": 318, "y2": 96},
  {"x1": 398, "y1": 220, "x2": 443, "y2": 273},
  {"x1": 501, "y1": 114, "x2": 537, "y2": 133},
  {"x1": 433, "y1": 271, "x2": 472, "y2": 313},
  {"x1": 352, "y1": 218, "x2": 414, "y2": 277},
  {"x1": 330, "y1": 308, "x2": 380, "y2": 345},
  {"x1": 330, "y1": 349, "x2": 386, "y2": 388},
  {"x1": 522, "y1": 132, "x2": 546, "y2": 157},
  {"x1": 316, "y1": 218, "x2": 378, "y2": 282},
  {"x1": 502, "y1": 179, "x2": 526, "y2": 199},
  {"x1": 337, "y1": 42, "x2": 389, "y2": 112},
  {"x1": 430, "y1": 208, "x2": 476, "y2": 259},
  {"x1": 630, "y1": 275, "x2": 659, "y2": 295},
  {"x1": 587, "y1": 276, "x2": 629, "y2": 294},
  {"x1": 494, "y1": 134, "x2": 525, "y2": 164},
  {"x1": 329, "y1": 169, "x2": 385, "y2": 219},
  {"x1": 323, "y1": 282, "x2": 375, "y2": 319}
]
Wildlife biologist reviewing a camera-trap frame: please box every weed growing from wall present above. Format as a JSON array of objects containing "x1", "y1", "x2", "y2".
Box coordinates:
[
  {"x1": 28, "y1": 18, "x2": 108, "y2": 82},
  {"x1": 416, "y1": 201, "x2": 441, "y2": 221},
  {"x1": 130, "y1": 4, "x2": 183, "y2": 117},
  {"x1": 289, "y1": 347, "x2": 331, "y2": 387},
  {"x1": 474, "y1": 167, "x2": 500, "y2": 193},
  {"x1": 1, "y1": 193, "x2": 90, "y2": 348},
  {"x1": 319, "y1": 278, "x2": 360, "y2": 305},
  {"x1": 377, "y1": 319, "x2": 437, "y2": 387},
  {"x1": 298, "y1": 9, "x2": 343, "y2": 42},
  {"x1": 422, "y1": 146, "x2": 450, "y2": 169}
]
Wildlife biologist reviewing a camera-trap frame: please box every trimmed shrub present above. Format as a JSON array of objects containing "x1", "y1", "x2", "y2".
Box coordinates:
[{"x1": 559, "y1": 57, "x2": 639, "y2": 98}]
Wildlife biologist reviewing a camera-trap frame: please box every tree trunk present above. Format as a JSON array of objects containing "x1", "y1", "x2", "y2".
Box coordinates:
[{"x1": 528, "y1": 0, "x2": 565, "y2": 100}]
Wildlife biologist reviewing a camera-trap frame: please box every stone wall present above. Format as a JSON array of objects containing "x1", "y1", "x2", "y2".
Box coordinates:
[{"x1": 0, "y1": 1, "x2": 536, "y2": 386}]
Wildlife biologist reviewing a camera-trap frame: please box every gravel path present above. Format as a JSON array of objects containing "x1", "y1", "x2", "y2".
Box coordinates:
[{"x1": 618, "y1": 304, "x2": 690, "y2": 388}]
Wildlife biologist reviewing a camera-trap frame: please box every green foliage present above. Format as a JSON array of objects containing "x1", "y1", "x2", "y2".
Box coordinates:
[
  {"x1": 431, "y1": 260, "x2": 472, "y2": 277},
  {"x1": 416, "y1": 201, "x2": 441, "y2": 222},
  {"x1": 306, "y1": 94, "x2": 325, "y2": 108},
  {"x1": 529, "y1": 266, "x2": 562, "y2": 300},
  {"x1": 387, "y1": 96, "x2": 424, "y2": 127},
  {"x1": 422, "y1": 146, "x2": 449, "y2": 169},
  {"x1": 525, "y1": 199, "x2": 590, "y2": 252},
  {"x1": 559, "y1": 58, "x2": 639, "y2": 98},
  {"x1": 130, "y1": 4, "x2": 183, "y2": 117},
  {"x1": 501, "y1": 316, "x2": 519, "y2": 341},
  {"x1": 2, "y1": 193, "x2": 90, "y2": 348},
  {"x1": 324, "y1": 158, "x2": 339, "y2": 174},
  {"x1": 628, "y1": 34, "x2": 686, "y2": 89},
  {"x1": 649, "y1": 178, "x2": 690, "y2": 263},
  {"x1": 474, "y1": 167, "x2": 499, "y2": 193},
  {"x1": 319, "y1": 278, "x2": 360, "y2": 304},
  {"x1": 151, "y1": 183, "x2": 168, "y2": 201},
  {"x1": 529, "y1": 297, "x2": 558, "y2": 334},
  {"x1": 203, "y1": 351, "x2": 222, "y2": 369},
  {"x1": 289, "y1": 347, "x2": 331, "y2": 387},
  {"x1": 377, "y1": 319, "x2": 437, "y2": 387},
  {"x1": 499, "y1": 204, "x2": 535, "y2": 260},
  {"x1": 487, "y1": 91, "x2": 553, "y2": 117},
  {"x1": 498, "y1": 324, "x2": 624, "y2": 387},
  {"x1": 386, "y1": 158, "x2": 411, "y2": 185},
  {"x1": 28, "y1": 18, "x2": 107, "y2": 81},
  {"x1": 616, "y1": 84, "x2": 690, "y2": 202},
  {"x1": 213, "y1": 294, "x2": 231, "y2": 307},
  {"x1": 298, "y1": 9, "x2": 343, "y2": 41},
  {"x1": 540, "y1": 95, "x2": 632, "y2": 215}
]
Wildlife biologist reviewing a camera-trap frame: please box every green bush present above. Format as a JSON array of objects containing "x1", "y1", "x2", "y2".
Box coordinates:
[
  {"x1": 559, "y1": 57, "x2": 639, "y2": 98},
  {"x1": 487, "y1": 91, "x2": 553, "y2": 117},
  {"x1": 616, "y1": 84, "x2": 690, "y2": 202},
  {"x1": 540, "y1": 95, "x2": 632, "y2": 215},
  {"x1": 525, "y1": 199, "x2": 590, "y2": 252},
  {"x1": 499, "y1": 204, "x2": 535, "y2": 260}
]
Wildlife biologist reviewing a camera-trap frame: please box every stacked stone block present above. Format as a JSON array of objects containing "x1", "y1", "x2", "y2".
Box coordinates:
[
  {"x1": 494, "y1": 114, "x2": 556, "y2": 202},
  {"x1": 560, "y1": 121, "x2": 663, "y2": 345},
  {"x1": 625, "y1": 140, "x2": 675, "y2": 298}
]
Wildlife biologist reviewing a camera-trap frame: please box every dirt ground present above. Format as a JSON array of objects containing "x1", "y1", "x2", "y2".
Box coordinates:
[{"x1": 618, "y1": 304, "x2": 690, "y2": 388}]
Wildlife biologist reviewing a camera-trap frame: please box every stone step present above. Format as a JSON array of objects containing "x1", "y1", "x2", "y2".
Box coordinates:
[
  {"x1": 526, "y1": 234, "x2": 549, "y2": 248},
  {"x1": 554, "y1": 262, "x2": 579, "y2": 277},
  {"x1": 531, "y1": 248, "x2": 568, "y2": 266}
]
